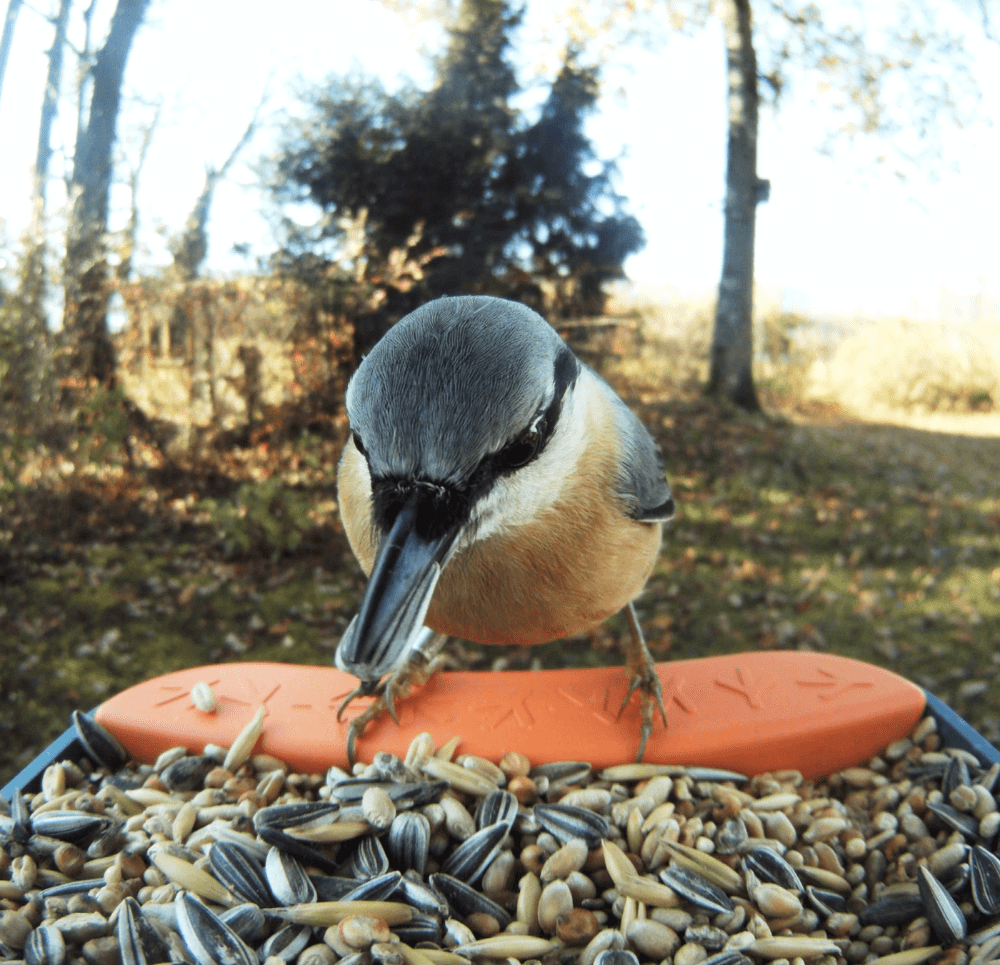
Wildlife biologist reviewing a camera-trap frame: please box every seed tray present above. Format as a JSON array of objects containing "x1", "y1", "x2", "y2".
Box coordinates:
[{"x1": 3, "y1": 653, "x2": 997, "y2": 801}]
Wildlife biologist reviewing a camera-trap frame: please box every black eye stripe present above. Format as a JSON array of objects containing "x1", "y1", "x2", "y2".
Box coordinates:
[{"x1": 483, "y1": 345, "x2": 578, "y2": 478}]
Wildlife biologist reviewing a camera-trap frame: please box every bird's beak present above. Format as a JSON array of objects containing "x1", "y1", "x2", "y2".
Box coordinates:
[{"x1": 335, "y1": 494, "x2": 460, "y2": 686}]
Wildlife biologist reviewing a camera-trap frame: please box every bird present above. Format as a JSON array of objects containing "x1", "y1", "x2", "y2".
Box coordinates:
[{"x1": 334, "y1": 294, "x2": 675, "y2": 762}]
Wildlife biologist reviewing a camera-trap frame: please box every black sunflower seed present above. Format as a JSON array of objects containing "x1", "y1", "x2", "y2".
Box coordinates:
[
  {"x1": 660, "y1": 865, "x2": 734, "y2": 915},
  {"x1": 534, "y1": 803, "x2": 609, "y2": 849}
]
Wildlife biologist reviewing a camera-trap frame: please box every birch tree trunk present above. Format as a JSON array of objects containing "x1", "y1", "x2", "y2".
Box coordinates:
[
  {"x1": 21, "y1": 0, "x2": 72, "y2": 315},
  {"x1": 707, "y1": 0, "x2": 765, "y2": 411},
  {"x1": 62, "y1": 0, "x2": 149, "y2": 389},
  {"x1": 0, "y1": 0, "x2": 23, "y2": 109}
]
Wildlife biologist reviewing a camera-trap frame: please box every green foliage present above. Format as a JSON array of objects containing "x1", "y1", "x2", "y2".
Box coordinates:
[
  {"x1": 200, "y1": 477, "x2": 315, "y2": 559},
  {"x1": 272, "y1": 0, "x2": 643, "y2": 327},
  {"x1": 74, "y1": 386, "x2": 133, "y2": 465}
]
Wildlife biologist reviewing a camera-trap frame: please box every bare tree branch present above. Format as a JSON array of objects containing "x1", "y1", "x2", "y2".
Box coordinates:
[
  {"x1": 171, "y1": 87, "x2": 271, "y2": 281},
  {"x1": 117, "y1": 99, "x2": 161, "y2": 284}
]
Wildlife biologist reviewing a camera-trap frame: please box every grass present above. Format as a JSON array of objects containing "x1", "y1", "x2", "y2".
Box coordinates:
[{"x1": 1, "y1": 303, "x2": 998, "y2": 787}]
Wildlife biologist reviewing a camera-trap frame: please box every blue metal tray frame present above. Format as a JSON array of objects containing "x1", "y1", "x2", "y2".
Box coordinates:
[{"x1": 4, "y1": 691, "x2": 999, "y2": 802}]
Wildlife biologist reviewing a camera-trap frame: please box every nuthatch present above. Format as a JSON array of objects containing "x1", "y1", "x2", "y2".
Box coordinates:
[{"x1": 335, "y1": 295, "x2": 675, "y2": 760}]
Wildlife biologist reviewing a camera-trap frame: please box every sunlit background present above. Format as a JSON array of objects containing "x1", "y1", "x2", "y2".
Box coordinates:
[{"x1": 1, "y1": 0, "x2": 997, "y2": 325}]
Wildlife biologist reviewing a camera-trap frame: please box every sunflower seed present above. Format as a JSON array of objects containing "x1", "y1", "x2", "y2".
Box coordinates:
[
  {"x1": 805, "y1": 885, "x2": 847, "y2": 916},
  {"x1": 117, "y1": 897, "x2": 170, "y2": 965},
  {"x1": 534, "y1": 803, "x2": 609, "y2": 849},
  {"x1": 327, "y1": 779, "x2": 443, "y2": 807},
  {"x1": 429, "y1": 872, "x2": 512, "y2": 929},
  {"x1": 393, "y1": 876, "x2": 448, "y2": 917},
  {"x1": 393, "y1": 912, "x2": 444, "y2": 946},
  {"x1": 30, "y1": 810, "x2": 111, "y2": 845},
  {"x1": 254, "y1": 800, "x2": 340, "y2": 831},
  {"x1": 24, "y1": 923, "x2": 66, "y2": 965},
  {"x1": 927, "y1": 801, "x2": 980, "y2": 839},
  {"x1": 218, "y1": 903, "x2": 268, "y2": 944},
  {"x1": 943, "y1": 756, "x2": 972, "y2": 797},
  {"x1": 655, "y1": 839, "x2": 744, "y2": 892},
  {"x1": 917, "y1": 864, "x2": 966, "y2": 945},
  {"x1": 72, "y1": 711, "x2": 129, "y2": 772},
  {"x1": 475, "y1": 790, "x2": 519, "y2": 830},
  {"x1": 346, "y1": 834, "x2": 389, "y2": 879},
  {"x1": 860, "y1": 891, "x2": 925, "y2": 926},
  {"x1": 440, "y1": 821, "x2": 509, "y2": 884},
  {"x1": 700, "y1": 952, "x2": 751, "y2": 965},
  {"x1": 259, "y1": 923, "x2": 312, "y2": 962},
  {"x1": 743, "y1": 845, "x2": 804, "y2": 893},
  {"x1": 208, "y1": 840, "x2": 274, "y2": 907},
  {"x1": 175, "y1": 892, "x2": 257, "y2": 965},
  {"x1": 659, "y1": 865, "x2": 734, "y2": 915},
  {"x1": 971, "y1": 846, "x2": 1000, "y2": 916},
  {"x1": 531, "y1": 761, "x2": 592, "y2": 787},
  {"x1": 255, "y1": 824, "x2": 339, "y2": 875},
  {"x1": 161, "y1": 755, "x2": 217, "y2": 792},
  {"x1": 342, "y1": 871, "x2": 403, "y2": 902},
  {"x1": 387, "y1": 811, "x2": 430, "y2": 876},
  {"x1": 593, "y1": 951, "x2": 641, "y2": 965},
  {"x1": 311, "y1": 875, "x2": 358, "y2": 901},
  {"x1": 265, "y1": 846, "x2": 317, "y2": 905}
]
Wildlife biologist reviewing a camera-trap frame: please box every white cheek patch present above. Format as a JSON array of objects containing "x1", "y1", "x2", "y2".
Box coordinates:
[{"x1": 460, "y1": 374, "x2": 602, "y2": 548}]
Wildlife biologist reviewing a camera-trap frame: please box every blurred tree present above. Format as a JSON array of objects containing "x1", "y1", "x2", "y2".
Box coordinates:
[
  {"x1": 62, "y1": 0, "x2": 149, "y2": 391},
  {"x1": 707, "y1": 0, "x2": 763, "y2": 410},
  {"x1": 531, "y1": 0, "x2": 980, "y2": 410},
  {"x1": 2, "y1": 0, "x2": 72, "y2": 416},
  {"x1": 272, "y1": 0, "x2": 644, "y2": 359},
  {"x1": 0, "y1": 0, "x2": 23, "y2": 111}
]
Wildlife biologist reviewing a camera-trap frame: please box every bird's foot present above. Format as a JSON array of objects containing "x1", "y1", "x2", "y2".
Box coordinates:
[
  {"x1": 337, "y1": 631, "x2": 448, "y2": 766},
  {"x1": 619, "y1": 601, "x2": 668, "y2": 762}
]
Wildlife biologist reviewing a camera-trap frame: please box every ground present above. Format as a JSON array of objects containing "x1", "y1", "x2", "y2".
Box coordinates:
[{"x1": 1, "y1": 389, "x2": 998, "y2": 787}]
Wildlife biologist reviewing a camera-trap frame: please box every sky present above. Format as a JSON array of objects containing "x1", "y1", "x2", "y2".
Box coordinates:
[{"x1": 0, "y1": 0, "x2": 998, "y2": 325}]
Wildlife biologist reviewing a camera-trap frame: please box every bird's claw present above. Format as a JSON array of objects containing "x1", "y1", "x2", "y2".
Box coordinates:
[
  {"x1": 336, "y1": 683, "x2": 367, "y2": 723},
  {"x1": 618, "y1": 667, "x2": 668, "y2": 761},
  {"x1": 338, "y1": 634, "x2": 448, "y2": 766},
  {"x1": 621, "y1": 601, "x2": 667, "y2": 762}
]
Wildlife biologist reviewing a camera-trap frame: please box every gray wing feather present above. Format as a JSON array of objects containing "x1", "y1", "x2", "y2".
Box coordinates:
[{"x1": 592, "y1": 372, "x2": 674, "y2": 522}]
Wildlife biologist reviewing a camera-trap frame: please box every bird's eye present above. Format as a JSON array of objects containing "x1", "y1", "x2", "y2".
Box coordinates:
[
  {"x1": 498, "y1": 422, "x2": 542, "y2": 471},
  {"x1": 352, "y1": 432, "x2": 367, "y2": 457}
]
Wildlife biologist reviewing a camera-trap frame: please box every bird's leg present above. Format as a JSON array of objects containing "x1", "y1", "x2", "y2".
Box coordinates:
[
  {"x1": 340, "y1": 629, "x2": 449, "y2": 766},
  {"x1": 618, "y1": 601, "x2": 667, "y2": 761}
]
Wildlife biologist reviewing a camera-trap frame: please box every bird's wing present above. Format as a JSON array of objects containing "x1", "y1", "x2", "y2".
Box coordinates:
[{"x1": 596, "y1": 376, "x2": 675, "y2": 523}]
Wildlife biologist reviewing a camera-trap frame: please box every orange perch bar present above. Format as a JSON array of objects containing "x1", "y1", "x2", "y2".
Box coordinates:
[{"x1": 95, "y1": 652, "x2": 925, "y2": 779}]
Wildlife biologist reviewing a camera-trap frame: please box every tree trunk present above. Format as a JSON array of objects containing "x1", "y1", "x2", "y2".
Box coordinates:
[
  {"x1": 20, "y1": 0, "x2": 72, "y2": 324},
  {"x1": 0, "y1": 0, "x2": 23, "y2": 110},
  {"x1": 707, "y1": 0, "x2": 765, "y2": 412},
  {"x1": 62, "y1": 0, "x2": 149, "y2": 389}
]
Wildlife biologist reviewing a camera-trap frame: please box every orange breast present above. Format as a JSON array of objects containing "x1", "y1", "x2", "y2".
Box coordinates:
[{"x1": 337, "y1": 435, "x2": 661, "y2": 647}]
